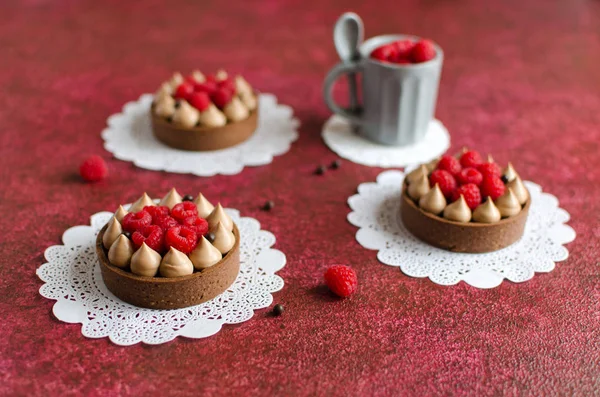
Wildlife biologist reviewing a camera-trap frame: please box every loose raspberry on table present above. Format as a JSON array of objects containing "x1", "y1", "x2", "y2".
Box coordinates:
[
  {"x1": 144, "y1": 205, "x2": 170, "y2": 220},
  {"x1": 211, "y1": 89, "x2": 233, "y2": 109},
  {"x1": 180, "y1": 215, "x2": 209, "y2": 237},
  {"x1": 174, "y1": 82, "x2": 195, "y2": 101},
  {"x1": 457, "y1": 167, "x2": 483, "y2": 186},
  {"x1": 451, "y1": 183, "x2": 482, "y2": 210},
  {"x1": 79, "y1": 155, "x2": 108, "y2": 183},
  {"x1": 122, "y1": 210, "x2": 152, "y2": 233},
  {"x1": 480, "y1": 175, "x2": 506, "y2": 200},
  {"x1": 132, "y1": 224, "x2": 164, "y2": 252},
  {"x1": 436, "y1": 154, "x2": 462, "y2": 176},
  {"x1": 411, "y1": 39, "x2": 436, "y2": 63},
  {"x1": 165, "y1": 226, "x2": 198, "y2": 254},
  {"x1": 478, "y1": 162, "x2": 502, "y2": 179},
  {"x1": 429, "y1": 169, "x2": 457, "y2": 199},
  {"x1": 324, "y1": 265, "x2": 358, "y2": 298},
  {"x1": 188, "y1": 91, "x2": 211, "y2": 112},
  {"x1": 171, "y1": 202, "x2": 198, "y2": 221},
  {"x1": 153, "y1": 215, "x2": 179, "y2": 231},
  {"x1": 459, "y1": 150, "x2": 483, "y2": 169}
]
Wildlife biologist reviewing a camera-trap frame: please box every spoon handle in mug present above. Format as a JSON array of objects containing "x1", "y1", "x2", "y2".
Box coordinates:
[{"x1": 323, "y1": 61, "x2": 363, "y2": 125}]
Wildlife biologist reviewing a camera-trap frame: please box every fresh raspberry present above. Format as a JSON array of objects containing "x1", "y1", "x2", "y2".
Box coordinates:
[
  {"x1": 478, "y1": 162, "x2": 502, "y2": 179},
  {"x1": 79, "y1": 155, "x2": 108, "y2": 182},
  {"x1": 370, "y1": 44, "x2": 395, "y2": 62},
  {"x1": 456, "y1": 167, "x2": 483, "y2": 186},
  {"x1": 153, "y1": 215, "x2": 179, "y2": 231},
  {"x1": 180, "y1": 215, "x2": 209, "y2": 237},
  {"x1": 429, "y1": 169, "x2": 457, "y2": 199},
  {"x1": 436, "y1": 154, "x2": 462, "y2": 176},
  {"x1": 194, "y1": 81, "x2": 218, "y2": 95},
  {"x1": 174, "y1": 82, "x2": 195, "y2": 101},
  {"x1": 459, "y1": 150, "x2": 483, "y2": 169},
  {"x1": 411, "y1": 39, "x2": 436, "y2": 63},
  {"x1": 390, "y1": 39, "x2": 415, "y2": 62},
  {"x1": 395, "y1": 59, "x2": 411, "y2": 65},
  {"x1": 122, "y1": 210, "x2": 152, "y2": 233},
  {"x1": 452, "y1": 183, "x2": 482, "y2": 210},
  {"x1": 131, "y1": 224, "x2": 164, "y2": 252},
  {"x1": 171, "y1": 202, "x2": 198, "y2": 221},
  {"x1": 324, "y1": 265, "x2": 358, "y2": 298},
  {"x1": 211, "y1": 89, "x2": 233, "y2": 109},
  {"x1": 205, "y1": 74, "x2": 216, "y2": 83},
  {"x1": 165, "y1": 226, "x2": 198, "y2": 254},
  {"x1": 144, "y1": 205, "x2": 169, "y2": 220},
  {"x1": 218, "y1": 78, "x2": 236, "y2": 96},
  {"x1": 480, "y1": 175, "x2": 506, "y2": 200},
  {"x1": 188, "y1": 91, "x2": 211, "y2": 111}
]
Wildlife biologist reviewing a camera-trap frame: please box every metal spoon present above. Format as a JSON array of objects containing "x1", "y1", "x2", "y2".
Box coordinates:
[{"x1": 333, "y1": 12, "x2": 364, "y2": 112}]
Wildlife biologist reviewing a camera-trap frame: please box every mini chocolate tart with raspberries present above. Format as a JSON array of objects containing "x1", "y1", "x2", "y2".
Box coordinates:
[
  {"x1": 96, "y1": 188, "x2": 240, "y2": 309},
  {"x1": 400, "y1": 149, "x2": 531, "y2": 253},
  {"x1": 151, "y1": 69, "x2": 258, "y2": 151}
]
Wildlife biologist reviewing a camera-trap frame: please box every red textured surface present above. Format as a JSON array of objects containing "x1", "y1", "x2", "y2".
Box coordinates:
[{"x1": 1, "y1": 0, "x2": 599, "y2": 396}]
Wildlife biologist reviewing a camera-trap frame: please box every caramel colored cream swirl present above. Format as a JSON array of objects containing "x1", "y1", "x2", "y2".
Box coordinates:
[
  {"x1": 239, "y1": 92, "x2": 257, "y2": 111},
  {"x1": 223, "y1": 97, "x2": 249, "y2": 122},
  {"x1": 406, "y1": 165, "x2": 429, "y2": 184},
  {"x1": 193, "y1": 193, "x2": 214, "y2": 218},
  {"x1": 159, "y1": 188, "x2": 182, "y2": 209},
  {"x1": 108, "y1": 234, "x2": 134, "y2": 268},
  {"x1": 198, "y1": 104, "x2": 227, "y2": 128},
  {"x1": 419, "y1": 184, "x2": 447, "y2": 215},
  {"x1": 495, "y1": 188, "x2": 522, "y2": 217},
  {"x1": 103, "y1": 217, "x2": 123, "y2": 249},
  {"x1": 191, "y1": 70, "x2": 206, "y2": 83},
  {"x1": 129, "y1": 193, "x2": 155, "y2": 213},
  {"x1": 443, "y1": 195, "x2": 472, "y2": 223},
  {"x1": 207, "y1": 203, "x2": 234, "y2": 232},
  {"x1": 211, "y1": 222, "x2": 236, "y2": 254},
  {"x1": 408, "y1": 174, "x2": 430, "y2": 200},
  {"x1": 154, "y1": 94, "x2": 176, "y2": 118},
  {"x1": 173, "y1": 101, "x2": 200, "y2": 128},
  {"x1": 507, "y1": 176, "x2": 529, "y2": 205},
  {"x1": 114, "y1": 205, "x2": 129, "y2": 223},
  {"x1": 472, "y1": 198, "x2": 502, "y2": 223},
  {"x1": 503, "y1": 162, "x2": 518, "y2": 183},
  {"x1": 189, "y1": 236, "x2": 223, "y2": 270},
  {"x1": 130, "y1": 243, "x2": 162, "y2": 277},
  {"x1": 159, "y1": 247, "x2": 194, "y2": 278}
]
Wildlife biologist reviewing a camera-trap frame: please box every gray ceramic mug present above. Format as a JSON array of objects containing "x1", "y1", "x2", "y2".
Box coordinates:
[{"x1": 323, "y1": 35, "x2": 443, "y2": 146}]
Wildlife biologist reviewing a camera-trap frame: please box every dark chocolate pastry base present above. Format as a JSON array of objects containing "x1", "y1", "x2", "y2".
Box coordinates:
[
  {"x1": 151, "y1": 106, "x2": 257, "y2": 151},
  {"x1": 400, "y1": 186, "x2": 530, "y2": 253},
  {"x1": 96, "y1": 224, "x2": 241, "y2": 309}
]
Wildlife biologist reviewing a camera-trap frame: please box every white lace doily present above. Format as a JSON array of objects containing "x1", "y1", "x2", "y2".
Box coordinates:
[
  {"x1": 37, "y1": 209, "x2": 286, "y2": 345},
  {"x1": 102, "y1": 93, "x2": 299, "y2": 176},
  {"x1": 322, "y1": 115, "x2": 450, "y2": 167},
  {"x1": 348, "y1": 170, "x2": 576, "y2": 289}
]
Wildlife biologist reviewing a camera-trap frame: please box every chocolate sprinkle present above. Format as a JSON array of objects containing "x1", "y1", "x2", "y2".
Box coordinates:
[
  {"x1": 123, "y1": 232, "x2": 131, "y2": 239},
  {"x1": 207, "y1": 233, "x2": 216, "y2": 243},
  {"x1": 273, "y1": 304, "x2": 284, "y2": 316},
  {"x1": 501, "y1": 175, "x2": 509, "y2": 184},
  {"x1": 183, "y1": 195, "x2": 194, "y2": 202}
]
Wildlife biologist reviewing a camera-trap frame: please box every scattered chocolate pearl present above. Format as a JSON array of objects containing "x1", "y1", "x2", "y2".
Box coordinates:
[
  {"x1": 501, "y1": 175, "x2": 509, "y2": 184},
  {"x1": 182, "y1": 195, "x2": 194, "y2": 202},
  {"x1": 315, "y1": 165, "x2": 327, "y2": 175},
  {"x1": 262, "y1": 201, "x2": 274, "y2": 211},
  {"x1": 273, "y1": 304, "x2": 284, "y2": 316},
  {"x1": 206, "y1": 233, "x2": 216, "y2": 242},
  {"x1": 330, "y1": 159, "x2": 342, "y2": 169}
]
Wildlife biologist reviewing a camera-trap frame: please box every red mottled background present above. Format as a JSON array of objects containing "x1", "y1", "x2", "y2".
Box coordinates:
[{"x1": 0, "y1": 0, "x2": 599, "y2": 396}]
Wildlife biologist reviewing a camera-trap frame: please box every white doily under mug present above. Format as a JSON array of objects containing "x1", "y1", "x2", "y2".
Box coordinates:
[
  {"x1": 322, "y1": 115, "x2": 450, "y2": 167},
  {"x1": 102, "y1": 93, "x2": 299, "y2": 176},
  {"x1": 347, "y1": 170, "x2": 576, "y2": 289},
  {"x1": 37, "y1": 209, "x2": 286, "y2": 345}
]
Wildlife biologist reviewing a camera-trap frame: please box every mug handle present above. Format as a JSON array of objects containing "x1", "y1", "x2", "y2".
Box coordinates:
[{"x1": 323, "y1": 62, "x2": 364, "y2": 125}]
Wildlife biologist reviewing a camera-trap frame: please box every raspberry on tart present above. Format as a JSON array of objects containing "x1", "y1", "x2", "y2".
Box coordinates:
[
  {"x1": 401, "y1": 149, "x2": 531, "y2": 253},
  {"x1": 97, "y1": 189, "x2": 241, "y2": 309}
]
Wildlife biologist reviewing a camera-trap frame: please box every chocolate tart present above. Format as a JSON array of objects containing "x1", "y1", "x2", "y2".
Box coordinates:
[
  {"x1": 400, "y1": 185, "x2": 530, "y2": 253},
  {"x1": 151, "y1": 104, "x2": 258, "y2": 151},
  {"x1": 96, "y1": 224, "x2": 241, "y2": 309}
]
